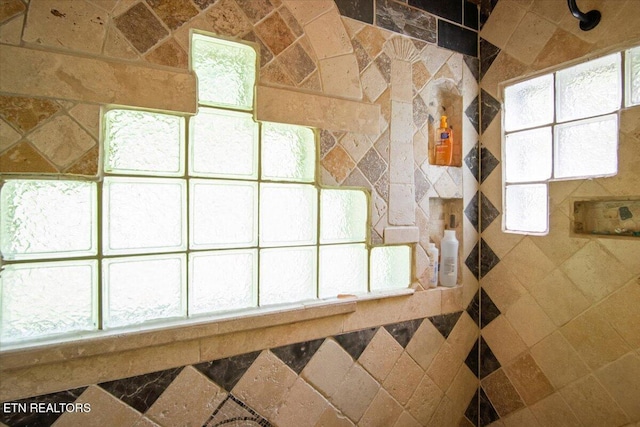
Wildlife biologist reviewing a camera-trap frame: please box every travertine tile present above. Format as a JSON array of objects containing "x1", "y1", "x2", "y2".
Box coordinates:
[
  {"x1": 560, "y1": 375, "x2": 630, "y2": 427},
  {"x1": 390, "y1": 60, "x2": 412, "y2": 103},
  {"x1": 530, "y1": 332, "x2": 589, "y2": 390},
  {"x1": 0, "y1": 0, "x2": 24, "y2": 24},
  {"x1": 505, "y1": 294, "x2": 556, "y2": 348},
  {"x1": 500, "y1": 238, "x2": 556, "y2": 291},
  {"x1": 598, "y1": 280, "x2": 640, "y2": 349},
  {"x1": 146, "y1": 0, "x2": 198, "y2": 30},
  {"x1": 301, "y1": 339, "x2": 353, "y2": 398},
  {"x1": 235, "y1": 0, "x2": 273, "y2": 23},
  {"x1": 103, "y1": 24, "x2": 140, "y2": 60},
  {"x1": 204, "y1": 0, "x2": 252, "y2": 37},
  {"x1": 595, "y1": 353, "x2": 640, "y2": 421},
  {"x1": 479, "y1": 50, "x2": 527, "y2": 100},
  {"x1": 340, "y1": 132, "x2": 372, "y2": 164},
  {"x1": 426, "y1": 342, "x2": 463, "y2": 392},
  {"x1": 304, "y1": 10, "x2": 352, "y2": 60},
  {"x1": 144, "y1": 38, "x2": 189, "y2": 69},
  {"x1": 393, "y1": 411, "x2": 422, "y2": 427},
  {"x1": 330, "y1": 363, "x2": 379, "y2": 422},
  {"x1": 0, "y1": 14, "x2": 23, "y2": 45},
  {"x1": 321, "y1": 145, "x2": 356, "y2": 183},
  {"x1": 530, "y1": 208, "x2": 588, "y2": 268},
  {"x1": 528, "y1": 269, "x2": 590, "y2": 327},
  {"x1": 529, "y1": 0, "x2": 569, "y2": 24},
  {"x1": 0, "y1": 118, "x2": 20, "y2": 151},
  {"x1": 531, "y1": 28, "x2": 593, "y2": 72},
  {"x1": 481, "y1": 263, "x2": 528, "y2": 313},
  {"x1": 561, "y1": 241, "x2": 633, "y2": 303},
  {"x1": 446, "y1": 311, "x2": 478, "y2": 361},
  {"x1": 359, "y1": 388, "x2": 403, "y2": 427},
  {"x1": 359, "y1": 327, "x2": 404, "y2": 382},
  {"x1": 383, "y1": 352, "x2": 423, "y2": 405},
  {"x1": 482, "y1": 369, "x2": 525, "y2": 418},
  {"x1": 0, "y1": 140, "x2": 57, "y2": 173},
  {"x1": 54, "y1": 385, "x2": 142, "y2": 427},
  {"x1": 529, "y1": 393, "x2": 581, "y2": 427},
  {"x1": 361, "y1": 64, "x2": 388, "y2": 103},
  {"x1": 503, "y1": 12, "x2": 556, "y2": 65},
  {"x1": 314, "y1": 407, "x2": 355, "y2": 427},
  {"x1": 406, "y1": 373, "x2": 444, "y2": 425},
  {"x1": 504, "y1": 353, "x2": 554, "y2": 406},
  {"x1": 282, "y1": 0, "x2": 333, "y2": 26},
  {"x1": 388, "y1": 183, "x2": 416, "y2": 225},
  {"x1": 0, "y1": 95, "x2": 61, "y2": 133},
  {"x1": 274, "y1": 378, "x2": 328, "y2": 427},
  {"x1": 146, "y1": 366, "x2": 227, "y2": 427},
  {"x1": 255, "y1": 11, "x2": 295, "y2": 56},
  {"x1": 446, "y1": 364, "x2": 478, "y2": 414},
  {"x1": 68, "y1": 104, "x2": 100, "y2": 139},
  {"x1": 405, "y1": 311, "x2": 445, "y2": 370},
  {"x1": 279, "y1": 43, "x2": 317, "y2": 85},
  {"x1": 482, "y1": 315, "x2": 527, "y2": 366},
  {"x1": 231, "y1": 350, "x2": 298, "y2": 421},
  {"x1": 479, "y1": 0, "x2": 527, "y2": 49},
  {"x1": 26, "y1": 115, "x2": 95, "y2": 169},
  {"x1": 501, "y1": 407, "x2": 540, "y2": 427},
  {"x1": 428, "y1": 395, "x2": 459, "y2": 427}
]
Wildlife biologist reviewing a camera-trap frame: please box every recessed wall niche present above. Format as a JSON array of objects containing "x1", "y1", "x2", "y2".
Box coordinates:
[
  {"x1": 572, "y1": 197, "x2": 640, "y2": 239},
  {"x1": 426, "y1": 78, "x2": 463, "y2": 167}
]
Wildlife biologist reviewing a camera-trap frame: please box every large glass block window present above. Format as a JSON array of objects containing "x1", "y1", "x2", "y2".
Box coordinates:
[
  {"x1": 0, "y1": 33, "x2": 411, "y2": 348},
  {"x1": 501, "y1": 49, "x2": 640, "y2": 235}
]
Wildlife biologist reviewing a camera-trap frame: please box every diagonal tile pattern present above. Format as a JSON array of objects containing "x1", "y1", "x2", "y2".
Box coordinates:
[
  {"x1": 428, "y1": 311, "x2": 463, "y2": 339},
  {"x1": 194, "y1": 351, "x2": 262, "y2": 392},
  {"x1": 480, "y1": 89, "x2": 500, "y2": 135},
  {"x1": 384, "y1": 319, "x2": 424, "y2": 348},
  {"x1": 479, "y1": 192, "x2": 499, "y2": 232},
  {"x1": 271, "y1": 338, "x2": 325, "y2": 374},
  {"x1": 479, "y1": 145, "x2": 499, "y2": 183},
  {"x1": 204, "y1": 394, "x2": 271, "y2": 427},
  {"x1": 335, "y1": 327, "x2": 379, "y2": 360}
]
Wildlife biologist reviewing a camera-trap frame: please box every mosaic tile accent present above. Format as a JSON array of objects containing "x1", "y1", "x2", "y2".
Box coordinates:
[
  {"x1": 114, "y1": 2, "x2": 168, "y2": 54},
  {"x1": 480, "y1": 192, "x2": 499, "y2": 232},
  {"x1": 463, "y1": 54, "x2": 480, "y2": 81},
  {"x1": 279, "y1": 43, "x2": 317, "y2": 84},
  {"x1": 320, "y1": 129, "x2": 337, "y2": 158},
  {"x1": 255, "y1": 11, "x2": 295, "y2": 56},
  {"x1": 465, "y1": 191, "x2": 480, "y2": 232},
  {"x1": 384, "y1": 318, "x2": 424, "y2": 348},
  {"x1": 480, "y1": 89, "x2": 500, "y2": 134},
  {"x1": 414, "y1": 168, "x2": 430, "y2": 203},
  {"x1": 271, "y1": 338, "x2": 325, "y2": 374},
  {"x1": 0, "y1": 387, "x2": 86, "y2": 427},
  {"x1": 98, "y1": 367, "x2": 183, "y2": 413},
  {"x1": 373, "y1": 52, "x2": 392, "y2": 84},
  {"x1": 412, "y1": 94, "x2": 429, "y2": 128},
  {"x1": 437, "y1": 20, "x2": 477, "y2": 57},
  {"x1": 479, "y1": 145, "x2": 499, "y2": 183},
  {"x1": 335, "y1": 0, "x2": 374, "y2": 24},
  {"x1": 352, "y1": 38, "x2": 372, "y2": 73},
  {"x1": 479, "y1": 238, "x2": 500, "y2": 278},
  {"x1": 335, "y1": 327, "x2": 378, "y2": 360},
  {"x1": 428, "y1": 311, "x2": 463, "y2": 339},
  {"x1": 358, "y1": 147, "x2": 387, "y2": 185},
  {"x1": 376, "y1": 0, "x2": 437, "y2": 45},
  {"x1": 194, "y1": 351, "x2": 262, "y2": 392},
  {"x1": 146, "y1": 0, "x2": 199, "y2": 30},
  {"x1": 464, "y1": 95, "x2": 480, "y2": 134},
  {"x1": 464, "y1": 142, "x2": 480, "y2": 182},
  {"x1": 479, "y1": 38, "x2": 500, "y2": 81},
  {"x1": 204, "y1": 394, "x2": 271, "y2": 427}
]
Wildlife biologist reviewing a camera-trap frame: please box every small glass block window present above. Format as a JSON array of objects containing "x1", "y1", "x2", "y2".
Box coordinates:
[
  {"x1": 320, "y1": 189, "x2": 368, "y2": 243},
  {"x1": 0, "y1": 180, "x2": 97, "y2": 261},
  {"x1": 103, "y1": 177, "x2": 186, "y2": 255},
  {"x1": 370, "y1": 246, "x2": 411, "y2": 291},
  {"x1": 504, "y1": 127, "x2": 552, "y2": 183},
  {"x1": 260, "y1": 183, "x2": 318, "y2": 247},
  {"x1": 556, "y1": 53, "x2": 621, "y2": 123},
  {"x1": 261, "y1": 122, "x2": 316, "y2": 182},
  {"x1": 190, "y1": 180, "x2": 258, "y2": 249},
  {"x1": 191, "y1": 33, "x2": 257, "y2": 110},
  {"x1": 504, "y1": 74, "x2": 553, "y2": 132},
  {"x1": 554, "y1": 114, "x2": 618, "y2": 179},
  {"x1": 103, "y1": 109, "x2": 185, "y2": 176},
  {"x1": 259, "y1": 247, "x2": 317, "y2": 305},
  {"x1": 103, "y1": 254, "x2": 186, "y2": 328},
  {"x1": 627, "y1": 46, "x2": 640, "y2": 106},
  {"x1": 505, "y1": 184, "x2": 548, "y2": 234},
  {"x1": 319, "y1": 244, "x2": 368, "y2": 298},
  {"x1": 0, "y1": 261, "x2": 97, "y2": 344},
  {"x1": 189, "y1": 250, "x2": 257, "y2": 315},
  {"x1": 190, "y1": 108, "x2": 258, "y2": 179}
]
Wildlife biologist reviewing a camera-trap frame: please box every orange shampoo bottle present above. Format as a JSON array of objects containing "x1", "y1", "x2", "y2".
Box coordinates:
[{"x1": 434, "y1": 115, "x2": 453, "y2": 166}]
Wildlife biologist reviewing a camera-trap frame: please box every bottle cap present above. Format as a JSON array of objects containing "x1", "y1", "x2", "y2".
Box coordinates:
[
  {"x1": 440, "y1": 115, "x2": 448, "y2": 128},
  {"x1": 428, "y1": 242, "x2": 436, "y2": 248}
]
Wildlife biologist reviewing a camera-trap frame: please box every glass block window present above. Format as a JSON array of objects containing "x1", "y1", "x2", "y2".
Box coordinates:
[
  {"x1": 502, "y1": 47, "x2": 639, "y2": 235},
  {"x1": 0, "y1": 33, "x2": 411, "y2": 348}
]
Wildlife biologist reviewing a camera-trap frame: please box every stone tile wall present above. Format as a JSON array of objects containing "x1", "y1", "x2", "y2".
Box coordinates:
[{"x1": 476, "y1": 0, "x2": 640, "y2": 425}]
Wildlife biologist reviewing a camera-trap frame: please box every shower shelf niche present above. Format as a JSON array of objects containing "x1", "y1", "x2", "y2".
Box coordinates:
[{"x1": 572, "y1": 197, "x2": 640, "y2": 239}]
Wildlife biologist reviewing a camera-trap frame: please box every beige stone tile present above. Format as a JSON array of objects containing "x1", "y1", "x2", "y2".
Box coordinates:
[
  {"x1": 314, "y1": 407, "x2": 355, "y2": 427},
  {"x1": 503, "y1": 12, "x2": 556, "y2": 65},
  {"x1": 482, "y1": 369, "x2": 525, "y2": 418},
  {"x1": 531, "y1": 28, "x2": 593, "y2": 72},
  {"x1": 359, "y1": 327, "x2": 404, "y2": 382},
  {"x1": 426, "y1": 342, "x2": 463, "y2": 392},
  {"x1": 146, "y1": 366, "x2": 227, "y2": 427},
  {"x1": 383, "y1": 352, "x2": 424, "y2": 405},
  {"x1": 481, "y1": 263, "x2": 528, "y2": 313},
  {"x1": 330, "y1": 363, "x2": 379, "y2": 423},
  {"x1": 390, "y1": 60, "x2": 412, "y2": 103},
  {"x1": 301, "y1": 338, "x2": 354, "y2": 398},
  {"x1": 482, "y1": 315, "x2": 527, "y2": 366},
  {"x1": 360, "y1": 63, "x2": 388, "y2": 103},
  {"x1": 557, "y1": 0, "x2": 625, "y2": 45},
  {"x1": 595, "y1": 352, "x2": 640, "y2": 421},
  {"x1": 501, "y1": 407, "x2": 540, "y2": 427},
  {"x1": 231, "y1": 350, "x2": 298, "y2": 422},
  {"x1": 103, "y1": 24, "x2": 140, "y2": 60},
  {"x1": 529, "y1": 393, "x2": 581, "y2": 427},
  {"x1": 597, "y1": 132, "x2": 640, "y2": 198},
  {"x1": 529, "y1": 0, "x2": 569, "y2": 23},
  {"x1": 405, "y1": 317, "x2": 445, "y2": 371},
  {"x1": 528, "y1": 269, "x2": 590, "y2": 327},
  {"x1": 441, "y1": 285, "x2": 464, "y2": 313},
  {"x1": 530, "y1": 331, "x2": 589, "y2": 390},
  {"x1": 304, "y1": 9, "x2": 352, "y2": 60},
  {"x1": 561, "y1": 307, "x2": 632, "y2": 371},
  {"x1": 0, "y1": 14, "x2": 23, "y2": 45},
  {"x1": 561, "y1": 241, "x2": 633, "y2": 303},
  {"x1": 339, "y1": 132, "x2": 372, "y2": 164},
  {"x1": 406, "y1": 375, "x2": 444, "y2": 426},
  {"x1": 53, "y1": 385, "x2": 142, "y2": 427},
  {"x1": 595, "y1": 0, "x2": 640, "y2": 49},
  {"x1": 321, "y1": 145, "x2": 356, "y2": 183},
  {"x1": 318, "y1": 54, "x2": 364, "y2": 100},
  {"x1": 359, "y1": 388, "x2": 403, "y2": 427},
  {"x1": 132, "y1": 416, "x2": 160, "y2": 427},
  {"x1": 531, "y1": 208, "x2": 589, "y2": 268},
  {"x1": 447, "y1": 311, "x2": 478, "y2": 361},
  {"x1": 597, "y1": 238, "x2": 640, "y2": 276},
  {"x1": 274, "y1": 378, "x2": 329, "y2": 427},
  {"x1": 480, "y1": 1, "x2": 527, "y2": 49},
  {"x1": 0, "y1": 0, "x2": 24, "y2": 23},
  {"x1": 428, "y1": 395, "x2": 459, "y2": 427},
  {"x1": 500, "y1": 238, "x2": 556, "y2": 291},
  {"x1": 504, "y1": 353, "x2": 554, "y2": 406},
  {"x1": 282, "y1": 0, "x2": 333, "y2": 25},
  {"x1": 68, "y1": 104, "x2": 101, "y2": 139},
  {"x1": 23, "y1": 0, "x2": 107, "y2": 54},
  {"x1": 560, "y1": 375, "x2": 630, "y2": 427},
  {"x1": 388, "y1": 183, "x2": 416, "y2": 225},
  {"x1": 393, "y1": 411, "x2": 422, "y2": 427},
  {"x1": 446, "y1": 364, "x2": 478, "y2": 414},
  {"x1": 598, "y1": 280, "x2": 640, "y2": 349},
  {"x1": 0, "y1": 118, "x2": 21, "y2": 152},
  {"x1": 505, "y1": 294, "x2": 556, "y2": 348}
]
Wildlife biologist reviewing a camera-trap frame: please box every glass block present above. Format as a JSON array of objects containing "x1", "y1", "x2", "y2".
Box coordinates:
[
  {"x1": 556, "y1": 53, "x2": 621, "y2": 123},
  {"x1": 103, "y1": 109, "x2": 185, "y2": 176},
  {"x1": 190, "y1": 180, "x2": 257, "y2": 249},
  {"x1": 190, "y1": 108, "x2": 258, "y2": 179},
  {"x1": 0, "y1": 180, "x2": 96, "y2": 261},
  {"x1": 103, "y1": 177, "x2": 186, "y2": 255},
  {"x1": 504, "y1": 74, "x2": 554, "y2": 132},
  {"x1": 0, "y1": 260, "x2": 97, "y2": 344},
  {"x1": 504, "y1": 127, "x2": 552, "y2": 183},
  {"x1": 261, "y1": 122, "x2": 316, "y2": 182},
  {"x1": 320, "y1": 189, "x2": 368, "y2": 243},
  {"x1": 627, "y1": 46, "x2": 640, "y2": 106},
  {"x1": 319, "y1": 244, "x2": 368, "y2": 299},
  {"x1": 554, "y1": 114, "x2": 618, "y2": 179},
  {"x1": 259, "y1": 247, "x2": 317, "y2": 306},
  {"x1": 189, "y1": 250, "x2": 257, "y2": 315},
  {"x1": 191, "y1": 33, "x2": 257, "y2": 110},
  {"x1": 104, "y1": 254, "x2": 186, "y2": 328},
  {"x1": 505, "y1": 184, "x2": 548, "y2": 234},
  {"x1": 370, "y1": 246, "x2": 411, "y2": 291},
  {"x1": 260, "y1": 184, "x2": 317, "y2": 246}
]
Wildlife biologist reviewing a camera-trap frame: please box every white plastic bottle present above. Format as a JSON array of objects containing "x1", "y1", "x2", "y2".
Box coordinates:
[
  {"x1": 426, "y1": 242, "x2": 439, "y2": 288},
  {"x1": 439, "y1": 230, "x2": 458, "y2": 287}
]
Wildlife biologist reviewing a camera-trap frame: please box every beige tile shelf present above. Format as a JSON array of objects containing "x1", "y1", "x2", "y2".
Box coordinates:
[{"x1": 572, "y1": 197, "x2": 640, "y2": 239}]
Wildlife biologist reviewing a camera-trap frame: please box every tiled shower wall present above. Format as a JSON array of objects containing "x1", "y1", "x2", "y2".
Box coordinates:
[
  {"x1": 476, "y1": 0, "x2": 640, "y2": 425},
  {"x1": 0, "y1": 0, "x2": 486, "y2": 426}
]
